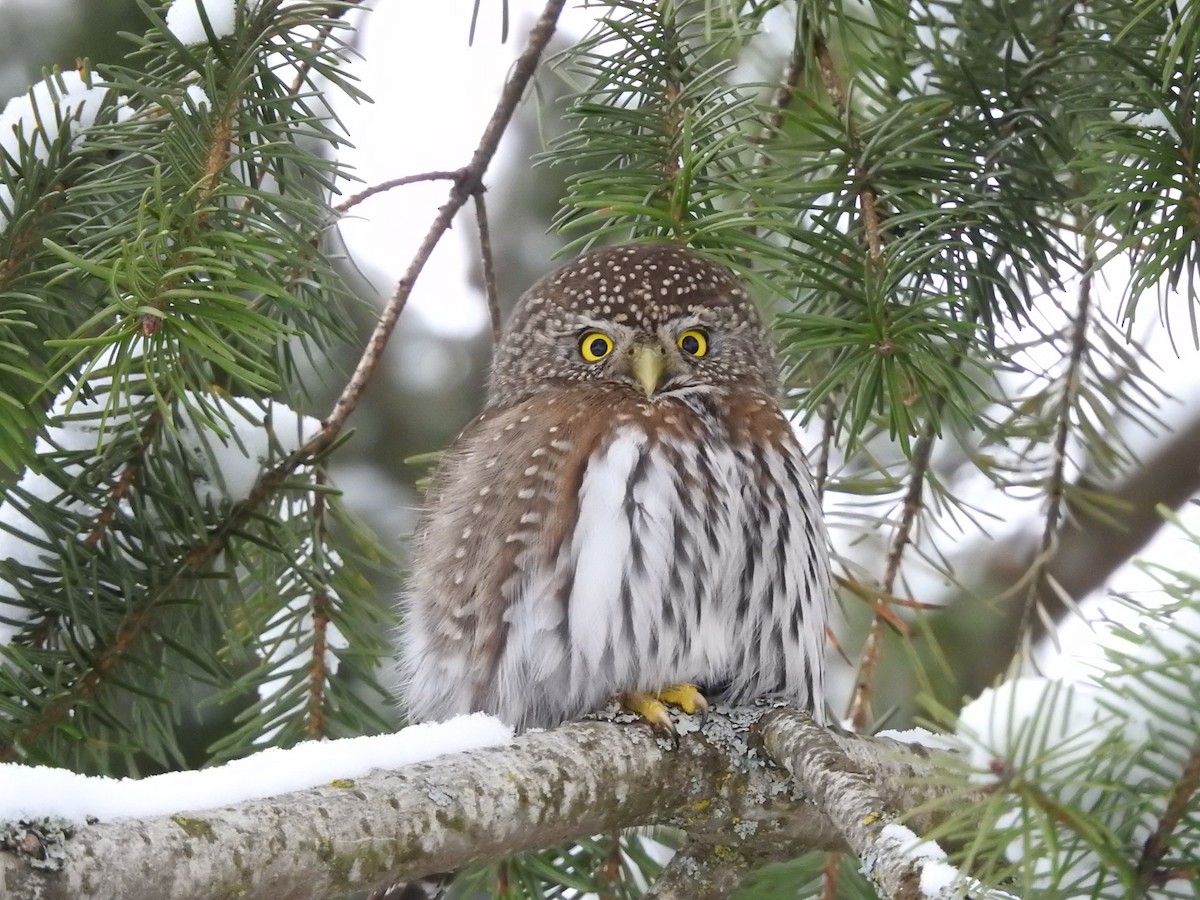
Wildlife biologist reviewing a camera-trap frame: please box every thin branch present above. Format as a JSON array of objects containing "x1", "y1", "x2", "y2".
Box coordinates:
[
  {"x1": 746, "y1": 15, "x2": 807, "y2": 239},
  {"x1": 847, "y1": 420, "x2": 938, "y2": 731},
  {"x1": 760, "y1": 710, "x2": 1016, "y2": 900},
  {"x1": 82, "y1": 412, "x2": 163, "y2": 549},
  {"x1": 1013, "y1": 248, "x2": 1095, "y2": 658},
  {"x1": 1134, "y1": 739, "x2": 1200, "y2": 895},
  {"x1": 305, "y1": 467, "x2": 333, "y2": 740},
  {"x1": 754, "y1": 26, "x2": 806, "y2": 165},
  {"x1": 814, "y1": 396, "x2": 836, "y2": 500},
  {"x1": 333, "y1": 170, "x2": 463, "y2": 214},
  {"x1": 473, "y1": 188, "x2": 503, "y2": 342},
  {"x1": 811, "y1": 29, "x2": 883, "y2": 263},
  {"x1": 240, "y1": 0, "x2": 369, "y2": 211},
  {"x1": 314, "y1": 0, "x2": 566, "y2": 449}
]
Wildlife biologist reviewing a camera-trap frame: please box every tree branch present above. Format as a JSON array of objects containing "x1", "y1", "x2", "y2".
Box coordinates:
[{"x1": 0, "y1": 708, "x2": 963, "y2": 900}]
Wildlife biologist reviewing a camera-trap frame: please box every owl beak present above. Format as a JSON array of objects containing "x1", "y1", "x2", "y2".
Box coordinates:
[{"x1": 631, "y1": 344, "x2": 667, "y2": 397}]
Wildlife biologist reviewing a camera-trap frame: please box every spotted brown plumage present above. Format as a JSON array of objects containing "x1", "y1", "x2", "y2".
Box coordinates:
[{"x1": 398, "y1": 243, "x2": 832, "y2": 732}]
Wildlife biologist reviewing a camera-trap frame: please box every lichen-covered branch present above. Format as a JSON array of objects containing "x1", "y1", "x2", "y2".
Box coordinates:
[
  {"x1": 759, "y1": 710, "x2": 1017, "y2": 900},
  {"x1": 0, "y1": 707, "x2": 961, "y2": 900}
]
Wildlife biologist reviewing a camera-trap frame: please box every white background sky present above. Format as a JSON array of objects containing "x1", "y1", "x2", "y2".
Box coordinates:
[{"x1": 333, "y1": 1, "x2": 595, "y2": 338}]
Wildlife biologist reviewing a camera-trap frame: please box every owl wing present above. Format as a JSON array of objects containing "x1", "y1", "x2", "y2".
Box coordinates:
[{"x1": 398, "y1": 390, "x2": 612, "y2": 729}]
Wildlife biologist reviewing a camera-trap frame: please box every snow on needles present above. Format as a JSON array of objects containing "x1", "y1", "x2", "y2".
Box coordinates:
[
  {"x1": 0, "y1": 714, "x2": 513, "y2": 824},
  {"x1": 165, "y1": 0, "x2": 260, "y2": 44},
  {"x1": 954, "y1": 600, "x2": 1200, "y2": 897},
  {"x1": 0, "y1": 70, "x2": 120, "y2": 232}
]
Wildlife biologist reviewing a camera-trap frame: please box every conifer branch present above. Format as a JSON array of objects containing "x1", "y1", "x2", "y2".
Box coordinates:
[
  {"x1": 847, "y1": 419, "x2": 937, "y2": 731},
  {"x1": 0, "y1": 0, "x2": 565, "y2": 759},
  {"x1": 82, "y1": 412, "x2": 163, "y2": 550}
]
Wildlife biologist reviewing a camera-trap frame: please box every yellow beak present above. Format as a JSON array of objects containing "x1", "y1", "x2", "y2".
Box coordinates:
[{"x1": 631, "y1": 345, "x2": 666, "y2": 397}]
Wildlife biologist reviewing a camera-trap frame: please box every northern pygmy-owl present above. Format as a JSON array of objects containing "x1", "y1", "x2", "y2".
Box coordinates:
[{"x1": 398, "y1": 243, "x2": 831, "y2": 732}]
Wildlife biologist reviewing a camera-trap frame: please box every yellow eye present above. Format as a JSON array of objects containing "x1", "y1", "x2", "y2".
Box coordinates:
[
  {"x1": 677, "y1": 329, "x2": 708, "y2": 357},
  {"x1": 580, "y1": 331, "x2": 614, "y2": 362}
]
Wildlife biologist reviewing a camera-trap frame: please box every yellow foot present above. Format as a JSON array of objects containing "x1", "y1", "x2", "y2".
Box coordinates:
[
  {"x1": 657, "y1": 683, "x2": 709, "y2": 719},
  {"x1": 620, "y1": 683, "x2": 710, "y2": 741}
]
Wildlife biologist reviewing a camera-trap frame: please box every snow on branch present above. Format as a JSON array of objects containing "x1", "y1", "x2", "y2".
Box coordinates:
[{"x1": 0, "y1": 707, "x2": 962, "y2": 900}]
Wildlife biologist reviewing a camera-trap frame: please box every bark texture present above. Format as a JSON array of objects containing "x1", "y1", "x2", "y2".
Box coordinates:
[{"x1": 0, "y1": 706, "x2": 965, "y2": 900}]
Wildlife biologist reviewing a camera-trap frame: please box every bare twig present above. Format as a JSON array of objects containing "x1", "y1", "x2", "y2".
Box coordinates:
[
  {"x1": 473, "y1": 189, "x2": 503, "y2": 342},
  {"x1": 814, "y1": 397, "x2": 836, "y2": 500},
  {"x1": 333, "y1": 170, "x2": 463, "y2": 214},
  {"x1": 314, "y1": 0, "x2": 566, "y2": 449}
]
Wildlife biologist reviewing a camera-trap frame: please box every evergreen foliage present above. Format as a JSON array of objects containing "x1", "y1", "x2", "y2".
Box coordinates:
[
  {"x1": 0, "y1": 0, "x2": 390, "y2": 776},
  {"x1": 1, "y1": 0, "x2": 1198, "y2": 897}
]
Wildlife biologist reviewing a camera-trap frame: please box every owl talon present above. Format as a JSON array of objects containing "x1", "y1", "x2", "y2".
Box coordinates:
[
  {"x1": 657, "y1": 683, "x2": 709, "y2": 723},
  {"x1": 620, "y1": 683, "x2": 709, "y2": 742},
  {"x1": 620, "y1": 691, "x2": 677, "y2": 740}
]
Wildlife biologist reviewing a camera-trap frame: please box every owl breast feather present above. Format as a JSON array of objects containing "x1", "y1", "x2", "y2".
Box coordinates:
[{"x1": 398, "y1": 387, "x2": 829, "y2": 732}]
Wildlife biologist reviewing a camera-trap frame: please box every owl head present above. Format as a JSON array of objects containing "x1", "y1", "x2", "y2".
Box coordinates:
[{"x1": 489, "y1": 243, "x2": 779, "y2": 406}]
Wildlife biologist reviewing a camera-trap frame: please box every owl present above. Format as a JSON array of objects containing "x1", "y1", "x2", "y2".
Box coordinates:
[{"x1": 397, "y1": 243, "x2": 831, "y2": 733}]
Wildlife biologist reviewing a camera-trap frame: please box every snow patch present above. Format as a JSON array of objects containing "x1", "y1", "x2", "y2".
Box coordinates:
[
  {"x1": 183, "y1": 84, "x2": 211, "y2": 109},
  {"x1": 165, "y1": 0, "x2": 251, "y2": 44},
  {"x1": 875, "y1": 727, "x2": 961, "y2": 752},
  {"x1": 0, "y1": 714, "x2": 512, "y2": 824}
]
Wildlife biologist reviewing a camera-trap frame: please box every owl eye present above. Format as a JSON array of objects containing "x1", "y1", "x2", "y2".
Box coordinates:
[
  {"x1": 580, "y1": 332, "x2": 614, "y2": 362},
  {"x1": 677, "y1": 329, "x2": 708, "y2": 358}
]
